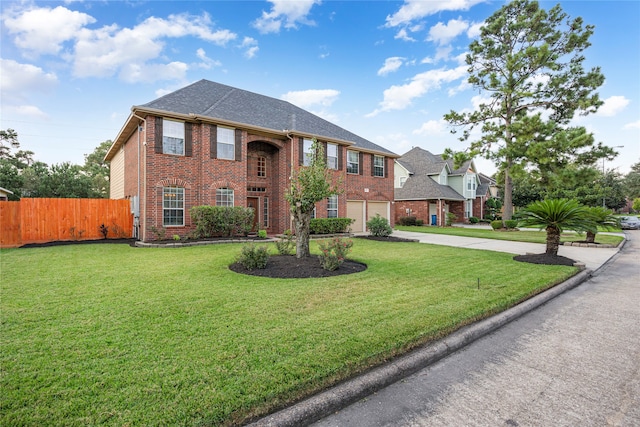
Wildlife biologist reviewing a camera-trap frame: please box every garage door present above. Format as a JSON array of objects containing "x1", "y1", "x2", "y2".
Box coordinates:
[
  {"x1": 368, "y1": 201, "x2": 389, "y2": 223},
  {"x1": 347, "y1": 201, "x2": 365, "y2": 233}
]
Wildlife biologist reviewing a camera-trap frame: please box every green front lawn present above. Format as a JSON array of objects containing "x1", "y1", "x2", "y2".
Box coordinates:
[
  {"x1": 396, "y1": 225, "x2": 625, "y2": 246},
  {"x1": 1, "y1": 240, "x2": 577, "y2": 426}
]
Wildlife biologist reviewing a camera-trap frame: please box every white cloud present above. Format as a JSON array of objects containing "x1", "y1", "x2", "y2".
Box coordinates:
[
  {"x1": 0, "y1": 58, "x2": 58, "y2": 98},
  {"x1": 434, "y1": 45, "x2": 453, "y2": 62},
  {"x1": 72, "y1": 13, "x2": 237, "y2": 81},
  {"x1": 467, "y1": 22, "x2": 484, "y2": 38},
  {"x1": 427, "y1": 19, "x2": 469, "y2": 45},
  {"x1": 2, "y1": 5, "x2": 95, "y2": 56},
  {"x1": 378, "y1": 57, "x2": 405, "y2": 76},
  {"x1": 597, "y1": 95, "x2": 630, "y2": 117},
  {"x1": 367, "y1": 66, "x2": 467, "y2": 116},
  {"x1": 394, "y1": 28, "x2": 416, "y2": 42},
  {"x1": 195, "y1": 48, "x2": 222, "y2": 69},
  {"x1": 413, "y1": 119, "x2": 448, "y2": 136},
  {"x1": 253, "y1": 0, "x2": 321, "y2": 34},
  {"x1": 281, "y1": 89, "x2": 340, "y2": 108},
  {"x1": 4, "y1": 104, "x2": 50, "y2": 120},
  {"x1": 241, "y1": 37, "x2": 259, "y2": 59},
  {"x1": 385, "y1": 0, "x2": 485, "y2": 28},
  {"x1": 623, "y1": 120, "x2": 640, "y2": 130}
]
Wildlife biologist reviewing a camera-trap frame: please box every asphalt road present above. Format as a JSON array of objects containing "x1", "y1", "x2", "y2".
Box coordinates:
[{"x1": 312, "y1": 230, "x2": 640, "y2": 427}]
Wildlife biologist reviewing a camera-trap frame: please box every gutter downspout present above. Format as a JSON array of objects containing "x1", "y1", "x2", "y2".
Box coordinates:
[
  {"x1": 285, "y1": 130, "x2": 294, "y2": 233},
  {"x1": 133, "y1": 113, "x2": 146, "y2": 241}
]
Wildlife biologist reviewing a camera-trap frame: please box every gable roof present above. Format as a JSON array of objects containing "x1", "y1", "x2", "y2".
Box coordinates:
[
  {"x1": 107, "y1": 79, "x2": 396, "y2": 161},
  {"x1": 396, "y1": 147, "x2": 448, "y2": 176}
]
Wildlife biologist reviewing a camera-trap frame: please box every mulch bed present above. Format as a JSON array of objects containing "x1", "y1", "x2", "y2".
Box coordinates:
[
  {"x1": 229, "y1": 255, "x2": 367, "y2": 278},
  {"x1": 20, "y1": 238, "x2": 137, "y2": 248},
  {"x1": 513, "y1": 253, "x2": 577, "y2": 266}
]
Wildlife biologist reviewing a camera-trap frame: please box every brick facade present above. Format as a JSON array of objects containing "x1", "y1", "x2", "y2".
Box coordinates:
[{"x1": 119, "y1": 115, "x2": 395, "y2": 241}]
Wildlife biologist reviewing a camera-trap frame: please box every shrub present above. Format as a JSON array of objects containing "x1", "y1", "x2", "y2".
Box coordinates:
[
  {"x1": 172, "y1": 234, "x2": 181, "y2": 241},
  {"x1": 491, "y1": 220, "x2": 504, "y2": 230},
  {"x1": 257, "y1": 229, "x2": 267, "y2": 239},
  {"x1": 416, "y1": 219, "x2": 424, "y2": 226},
  {"x1": 504, "y1": 219, "x2": 519, "y2": 229},
  {"x1": 190, "y1": 206, "x2": 254, "y2": 238},
  {"x1": 446, "y1": 212, "x2": 457, "y2": 226},
  {"x1": 309, "y1": 218, "x2": 354, "y2": 234},
  {"x1": 99, "y1": 224, "x2": 109, "y2": 239},
  {"x1": 236, "y1": 244, "x2": 270, "y2": 270},
  {"x1": 317, "y1": 237, "x2": 353, "y2": 271},
  {"x1": 366, "y1": 214, "x2": 392, "y2": 237},
  {"x1": 149, "y1": 226, "x2": 167, "y2": 240},
  {"x1": 469, "y1": 216, "x2": 480, "y2": 224},
  {"x1": 397, "y1": 216, "x2": 418, "y2": 226},
  {"x1": 275, "y1": 229, "x2": 295, "y2": 255}
]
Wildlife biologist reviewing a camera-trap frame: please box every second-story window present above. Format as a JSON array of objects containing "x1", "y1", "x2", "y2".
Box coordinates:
[
  {"x1": 327, "y1": 143, "x2": 338, "y2": 170},
  {"x1": 217, "y1": 126, "x2": 235, "y2": 160},
  {"x1": 347, "y1": 150, "x2": 359, "y2": 174},
  {"x1": 303, "y1": 138, "x2": 314, "y2": 166},
  {"x1": 163, "y1": 119, "x2": 185, "y2": 155},
  {"x1": 373, "y1": 155, "x2": 385, "y2": 177},
  {"x1": 257, "y1": 156, "x2": 266, "y2": 177}
]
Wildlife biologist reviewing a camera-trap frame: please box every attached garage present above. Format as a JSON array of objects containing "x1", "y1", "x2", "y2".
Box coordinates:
[
  {"x1": 367, "y1": 201, "x2": 389, "y2": 223},
  {"x1": 347, "y1": 201, "x2": 365, "y2": 233}
]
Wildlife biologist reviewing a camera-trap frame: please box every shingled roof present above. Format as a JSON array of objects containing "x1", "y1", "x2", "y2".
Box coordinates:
[
  {"x1": 394, "y1": 147, "x2": 466, "y2": 201},
  {"x1": 139, "y1": 79, "x2": 396, "y2": 156}
]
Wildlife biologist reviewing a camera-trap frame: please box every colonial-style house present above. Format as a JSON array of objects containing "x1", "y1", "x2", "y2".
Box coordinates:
[
  {"x1": 394, "y1": 147, "x2": 481, "y2": 226},
  {"x1": 105, "y1": 79, "x2": 398, "y2": 241}
]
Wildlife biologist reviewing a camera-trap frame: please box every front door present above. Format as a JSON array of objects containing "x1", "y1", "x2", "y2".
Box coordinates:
[{"x1": 247, "y1": 197, "x2": 259, "y2": 231}]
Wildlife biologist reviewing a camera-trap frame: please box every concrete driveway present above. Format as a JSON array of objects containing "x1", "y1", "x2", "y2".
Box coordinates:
[{"x1": 390, "y1": 229, "x2": 621, "y2": 271}]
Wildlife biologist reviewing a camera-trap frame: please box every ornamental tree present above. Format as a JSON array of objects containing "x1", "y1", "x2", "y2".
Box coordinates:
[
  {"x1": 284, "y1": 139, "x2": 342, "y2": 258},
  {"x1": 444, "y1": 0, "x2": 604, "y2": 220}
]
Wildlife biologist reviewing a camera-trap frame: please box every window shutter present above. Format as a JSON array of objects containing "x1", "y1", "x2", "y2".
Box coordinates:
[
  {"x1": 235, "y1": 129, "x2": 242, "y2": 161},
  {"x1": 385, "y1": 157, "x2": 389, "y2": 178},
  {"x1": 371, "y1": 154, "x2": 375, "y2": 176},
  {"x1": 338, "y1": 145, "x2": 343, "y2": 170},
  {"x1": 210, "y1": 124, "x2": 217, "y2": 159},
  {"x1": 323, "y1": 141, "x2": 328, "y2": 164},
  {"x1": 359, "y1": 152, "x2": 364, "y2": 175},
  {"x1": 155, "y1": 117, "x2": 163, "y2": 154},
  {"x1": 184, "y1": 123, "x2": 193, "y2": 157},
  {"x1": 299, "y1": 138, "x2": 304, "y2": 166}
]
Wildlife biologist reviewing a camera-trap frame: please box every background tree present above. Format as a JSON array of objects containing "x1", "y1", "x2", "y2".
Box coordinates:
[
  {"x1": 83, "y1": 140, "x2": 112, "y2": 198},
  {"x1": 284, "y1": 139, "x2": 342, "y2": 258},
  {"x1": 0, "y1": 129, "x2": 19, "y2": 159},
  {"x1": 444, "y1": 0, "x2": 604, "y2": 220},
  {"x1": 624, "y1": 162, "x2": 640, "y2": 201}
]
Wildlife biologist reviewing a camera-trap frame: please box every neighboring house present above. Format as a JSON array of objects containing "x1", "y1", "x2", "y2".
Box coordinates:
[
  {"x1": 0, "y1": 187, "x2": 14, "y2": 201},
  {"x1": 105, "y1": 79, "x2": 398, "y2": 241},
  {"x1": 474, "y1": 173, "x2": 499, "y2": 220},
  {"x1": 394, "y1": 147, "x2": 481, "y2": 226}
]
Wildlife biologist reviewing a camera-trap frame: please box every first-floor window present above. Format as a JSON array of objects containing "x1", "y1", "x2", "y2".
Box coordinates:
[
  {"x1": 327, "y1": 195, "x2": 338, "y2": 218},
  {"x1": 216, "y1": 188, "x2": 234, "y2": 207},
  {"x1": 465, "y1": 200, "x2": 473, "y2": 218},
  {"x1": 163, "y1": 186, "x2": 184, "y2": 226}
]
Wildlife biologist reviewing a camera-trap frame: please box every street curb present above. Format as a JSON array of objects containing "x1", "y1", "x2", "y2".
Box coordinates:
[{"x1": 248, "y1": 269, "x2": 593, "y2": 427}]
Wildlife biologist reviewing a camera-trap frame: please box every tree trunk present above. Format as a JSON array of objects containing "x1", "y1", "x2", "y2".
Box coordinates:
[
  {"x1": 503, "y1": 162, "x2": 513, "y2": 221},
  {"x1": 585, "y1": 230, "x2": 596, "y2": 244},
  {"x1": 293, "y1": 207, "x2": 311, "y2": 258},
  {"x1": 546, "y1": 225, "x2": 560, "y2": 256}
]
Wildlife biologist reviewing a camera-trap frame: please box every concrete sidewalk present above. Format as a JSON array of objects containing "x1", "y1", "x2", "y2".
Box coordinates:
[{"x1": 390, "y1": 229, "x2": 621, "y2": 271}]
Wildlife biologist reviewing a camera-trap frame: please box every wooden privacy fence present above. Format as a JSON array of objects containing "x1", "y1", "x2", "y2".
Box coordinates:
[{"x1": 0, "y1": 198, "x2": 133, "y2": 248}]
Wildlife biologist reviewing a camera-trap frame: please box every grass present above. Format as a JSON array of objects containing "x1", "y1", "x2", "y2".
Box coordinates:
[
  {"x1": 1, "y1": 240, "x2": 578, "y2": 426},
  {"x1": 395, "y1": 225, "x2": 625, "y2": 246}
]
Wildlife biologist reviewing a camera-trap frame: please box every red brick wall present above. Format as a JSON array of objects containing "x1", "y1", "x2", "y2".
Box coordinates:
[
  {"x1": 449, "y1": 201, "x2": 465, "y2": 223},
  {"x1": 394, "y1": 200, "x2": 430, "y2": 225},
  {"x1": 121, "y1": 115, "x2": 395, "y2": 241}
]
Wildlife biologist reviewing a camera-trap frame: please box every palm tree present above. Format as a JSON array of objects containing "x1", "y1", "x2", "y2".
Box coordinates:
[
  {"x1": 518, "y1": 199, "x2": 591, "y2": 256},
  {"x1": 584, "y1": 206, "x2": 620, "y2": 243}
]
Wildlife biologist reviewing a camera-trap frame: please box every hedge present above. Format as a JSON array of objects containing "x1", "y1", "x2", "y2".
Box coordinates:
[
  {"x1": 309, "y1": 218, "x2": 354, "y2": 234},
  {"x1": 190, "y1": 206, "x2": 254, "y2": 237}
]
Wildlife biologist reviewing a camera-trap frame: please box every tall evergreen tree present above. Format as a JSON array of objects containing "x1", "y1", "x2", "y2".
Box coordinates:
[{"x1": 444, "y1": 0, "x2": 604, "y2": 220}]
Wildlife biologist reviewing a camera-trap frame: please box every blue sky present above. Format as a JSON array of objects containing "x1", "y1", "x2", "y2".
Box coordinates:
[{"x1": 1, "y1": 0, "x2": 639, "y2": 176}]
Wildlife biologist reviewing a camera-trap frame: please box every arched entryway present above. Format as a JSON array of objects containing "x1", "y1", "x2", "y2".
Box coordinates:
[{"x1": 246, "y1": 141, "x2": 283, "y2": 233}]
